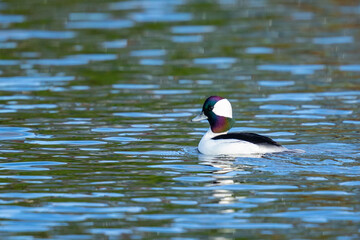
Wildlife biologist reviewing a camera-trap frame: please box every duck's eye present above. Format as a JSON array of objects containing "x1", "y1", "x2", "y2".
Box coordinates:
[{"x1": 207, "y1": 106, "x2": 213, "y2": 111}]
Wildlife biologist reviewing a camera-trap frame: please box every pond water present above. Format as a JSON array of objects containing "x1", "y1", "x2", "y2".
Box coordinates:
[{"x1": 0, "y1": 0, "x2": 360, "y2": 239}]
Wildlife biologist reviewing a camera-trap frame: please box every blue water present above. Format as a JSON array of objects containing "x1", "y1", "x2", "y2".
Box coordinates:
[{"x1": 0, "y1": 0, "x2": 359, "y2": 239}]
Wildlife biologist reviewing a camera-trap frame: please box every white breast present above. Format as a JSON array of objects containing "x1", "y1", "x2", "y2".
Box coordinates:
[{"x1": 198, "y1": 129, "x2": 286, "y2": 155}]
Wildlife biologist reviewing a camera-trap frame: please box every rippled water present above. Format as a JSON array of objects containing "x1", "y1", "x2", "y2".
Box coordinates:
[{"x1": 0, "y1": 0, "x2": 360, "y2": 239}]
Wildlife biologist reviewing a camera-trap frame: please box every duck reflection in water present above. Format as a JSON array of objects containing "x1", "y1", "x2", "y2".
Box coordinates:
[{"x1": 197, "y1": 154, "x2": 262, "y2": 206}]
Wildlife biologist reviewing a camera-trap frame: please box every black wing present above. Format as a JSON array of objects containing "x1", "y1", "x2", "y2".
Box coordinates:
[{"x1": 212, "y1": 132, "x2": 281, "y2": 147}]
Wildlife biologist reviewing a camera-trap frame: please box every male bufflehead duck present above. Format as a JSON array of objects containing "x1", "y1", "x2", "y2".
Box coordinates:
[{"x1": 192, "y1": 96, "x2": 286, "y2": 155}]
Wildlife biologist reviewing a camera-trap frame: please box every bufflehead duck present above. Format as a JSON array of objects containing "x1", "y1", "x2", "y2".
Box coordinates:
[{"x1": 192, "y1": 96, "x2": 286, "y2": 155}]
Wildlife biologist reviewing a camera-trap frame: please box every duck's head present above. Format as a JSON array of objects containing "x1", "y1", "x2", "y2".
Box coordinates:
[{"x1": 192, "y1": 96, "x2": 234, "y2": 133}]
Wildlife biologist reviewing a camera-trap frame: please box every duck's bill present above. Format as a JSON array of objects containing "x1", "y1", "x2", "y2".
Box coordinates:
[{"x1": 192, "y1": 112, "x2": 207, "y2": 122}]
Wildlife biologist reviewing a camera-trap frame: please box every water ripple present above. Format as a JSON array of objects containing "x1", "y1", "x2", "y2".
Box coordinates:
[
  {"x1": 102, "y1": 39, "x2": 127, "y2": 48},
  {"x1": 130, "y1": 49, "x2": 166, "y2": 57},
  {"x1": 313, "y1": 36, "x2": 353, "y2": 45},
  {"x1": 0, "y1": 161, "x2": 65, "y2": 171},
  {"x1": 27, "y1": 140, "x2": 106, "y2": 146},
  {"x1": 245, "y1": 47, "x2": 274, "y2": 54},
  {"x1": 171, "y1": 25, "x2": 215, "y2": 34},
  {"x1": 0, "y1": 14, "x2": 25, "y2": 23},
  {"x1": 66, "y1": 19, "x2": 134, "y2": 29},
  {"x1": 0, "y1": 76, "x2": 75, "y2": 91},
  {"x1": 113, "y1": 83, "x2": 159, "y2": 89},
  {"x1": 257, "y1": 64, "x2": 324, "y2": 75},
  {"x1": 265, "y1": 209, "x2": 360, "y2": 223},
  {"x1": 130, "y1": 12, "x2": 191, "y2": 22},
  {"x1": 0, "y1": 127, "x2": 35, "y2": 140},
  {"x1": 0, "y1": 30, "x2": 75, "y2": 41}
]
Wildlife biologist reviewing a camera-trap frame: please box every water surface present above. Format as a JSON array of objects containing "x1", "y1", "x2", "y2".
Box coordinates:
[{"x1": 0, "y1": 0, "x2": 359, "y2": 239}]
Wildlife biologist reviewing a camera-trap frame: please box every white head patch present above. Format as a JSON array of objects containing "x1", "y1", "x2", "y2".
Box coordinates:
[{"x1": 213, "y1": 99, "x2": 232, "y2": 118}]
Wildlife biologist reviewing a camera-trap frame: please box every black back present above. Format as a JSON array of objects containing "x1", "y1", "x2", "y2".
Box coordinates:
[{"x1": 212, "y1": 132, "x2": 281, "y2": 147}]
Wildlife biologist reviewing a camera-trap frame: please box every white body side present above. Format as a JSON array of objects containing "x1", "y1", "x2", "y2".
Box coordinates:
[{"x1": 198, "y1": 129, "x2": 286, "y2": 155}]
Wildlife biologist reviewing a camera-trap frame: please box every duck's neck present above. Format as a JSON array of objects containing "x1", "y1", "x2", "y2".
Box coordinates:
[
  {"x1": 204, "y1": 128, "x2": 228, "y2": 139},
  {"x1": 208, "y1": 115, "x2": 234, "y2": 133}
]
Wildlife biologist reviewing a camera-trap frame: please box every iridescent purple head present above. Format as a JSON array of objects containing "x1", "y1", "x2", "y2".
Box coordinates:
[{"x1": 192, "y1": 96, "x2": 234, "y2": 133}]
